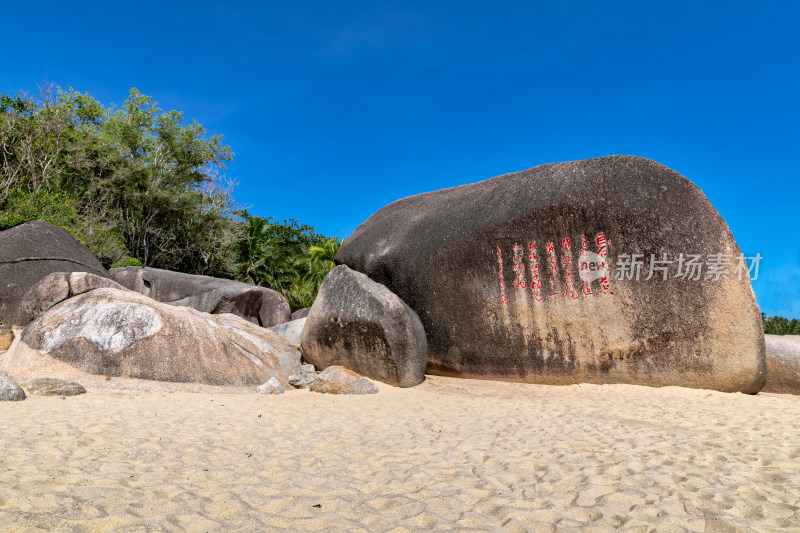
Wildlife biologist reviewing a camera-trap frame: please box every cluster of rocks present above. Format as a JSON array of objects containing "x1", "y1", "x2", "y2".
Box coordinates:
[
  {"x1": 0, "y1": 220, "x2": 381, "y2": 399},
  {"x1": 0, "y1": 371, "x2": 86, "y2": 401},
  {"x1": 256, "y1": 364, "x2": 379, "y2": 395},
  {"x1": 255, "y1": 364, "x2": 320, "y2": 395},
  {"x1": 2, "y1": 156, "x2": 798, "y2": 397},
  {"x1": 288, "y1": 363, "x2": 319, "y2": 390}
]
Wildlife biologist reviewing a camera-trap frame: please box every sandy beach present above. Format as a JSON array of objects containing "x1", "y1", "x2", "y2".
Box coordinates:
[{"x1": 1, "y1": 377, "x2": 798, "y2": 532}]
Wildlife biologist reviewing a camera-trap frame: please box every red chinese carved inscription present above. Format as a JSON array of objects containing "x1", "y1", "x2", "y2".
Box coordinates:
[
  {"x1": 528, "y1": 242, "x2": 543, "y2": 302},
  {"x1": 595, "y1": 232, "x2": 613, "y2": 295},
  {"x1": 511, "y1": 243, "x2": 527, "y2": 289},
  {"x1": 496, "y1": 245, "x2": 508, "y2": 305},
  {"x1": 495, "y1": 231, "x2": 614, "y2": 304}
]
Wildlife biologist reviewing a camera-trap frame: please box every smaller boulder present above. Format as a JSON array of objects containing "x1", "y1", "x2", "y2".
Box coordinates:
[
  {"x1": 20, "y1": 273, "x2": 69, "y2": 320},
  {"x1": 68, "y1": 272, "x2": 124, "y2": 296},
  {"x1": 764, "y1": 334, "x2": 800, "y2": 394},
  {"x1": 310, "y1": 366, "x2": 378, "y2": 395},
  {"x1": 257, "y1": 377, "x2": 285, "y2": 395},
  {"x1": 25, "y1": 378, "x2": 86, "y2": 397},
  {"x1": 267, "y1": 318, "x2": 306, "y2": 350},
  {"x1": 110, "y1": 267, "x2": 291, "y2": 327},
  {"x1": 291, "y1": 308, "x2": 310, "y2": 320},
  {"x1": 301, "y1": 265, "x2": 427, "y2": 387},
  {"x1": 0, "y1": 371, "x2": 25, "y2": 401},
  {"x1": 300, "y1": 364, "x2": 316, "y2": 374},
  {"x1": 0, "y1": 328, "x2": 14, "y2": 351},
  {"x1": 288, "y1": 374, "x2": 317, "y2": 390},
  {"x1": 21, "y1": 272, "x2": 126, "y2": 323},
  {"x1": 257, "y1": 287, "x2": 292, "y2": 327}
]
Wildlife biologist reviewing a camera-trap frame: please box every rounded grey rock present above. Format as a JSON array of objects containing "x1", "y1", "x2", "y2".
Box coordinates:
[{"x1": 0, "y1": 371, "x2": 25, "y2": 401}]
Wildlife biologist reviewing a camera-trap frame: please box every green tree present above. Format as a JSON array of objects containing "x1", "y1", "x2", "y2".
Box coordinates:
[
  {"x1": 1, "y1": 84, "x2": 339, "y2": 305},
  {"x1": 0, "y1": 86, "x2": 241, "y2": 273},
  {"x1": 308, "y1": 236, "x2": 343, "y2": 283},
  {"x1": 95, "y1": 89, "x2": 236, "y2": 273},
  {"x1": 236, "y1": 212, "x2": 271, "y2": 285},
  {"x1": 236, "y1": 214, "x2": 342, "y2": 310},
  {"x1": 763, "y1": 313, "x2": 800, "y2": 335},
  {"x1": 0, "y1": 187, "x2": 127, "y2": 263}
]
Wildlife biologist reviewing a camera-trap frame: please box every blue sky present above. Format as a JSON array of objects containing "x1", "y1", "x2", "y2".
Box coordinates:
[{"x1": 1, "y1": 1, "x2": 798, "y2": 317}]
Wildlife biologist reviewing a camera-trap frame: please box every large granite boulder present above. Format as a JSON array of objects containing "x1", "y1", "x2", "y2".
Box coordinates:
[
  {"x1": 0, "y1": 288, "x2": 301, "y2": 387},
  {"x1": 0, "y1": 220, "x2": 109, "y2": 327},
  {"x1": 763, "y1": 334, "x2": 800, "y2": 394},
  {"x1": 301, "y1": 265, "x2": 427, "y2": 388},
  {"x1": 110, "y1": 266, "x2": 290, "y2": 327},
  {"x1": 335, "y1": 155, "x2": 766, "y2": 393}
]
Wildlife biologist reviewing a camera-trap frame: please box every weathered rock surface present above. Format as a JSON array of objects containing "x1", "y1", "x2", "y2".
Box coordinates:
[
  {"x1": 211, "y1": 313, "x2": 302, "y2": 378},
  {"x1": 267, "y1": 318, "x2": 306, "y2": 350},
  {"x1": 301, "y1": 266, "x2": 427, "y2": 387},
  {"x1": 291, "y1": 307, "x2": 310, "y2": 320},
  {"x1": 763, "y1": 334, "x2": 800, "y2": 394},
  {"x1": 287, "y1": 363, "x2": 319, "y2": 389},
  {"x1": 310, "y1": 366, "x2": 379, "y2": 395},
  {"x1": 257, "y1": 377, "x2": 284, "y2": 395},
  {"x1": 0, "y1": 371, "x2": 25, "y2": 401},
  {"x1": 0, "y1": 220, "x2": 110, "y2": 326},
  {"x1": 25, "y1": 378, "x2": 86, "y2": 396},
  {"x1": 1, "y1": 288, "x2": 301, "y2": 387},
  {"x1": 335, "y1": 155, "x2": 766, "y2": 393},
  {"x1": 288, "y1": 373, "x2": 317, "y2": 390},
  {"x1": 109, "y1": 267, "x2": 290, "y2": 327},
  {"x1": 258, "y1": 288, "x2": 292, "y2": 328},
  {"x1": 0, "y1": 328, "x2": 13, "y2": 351},
  {"x1": 20, "y1": 272, "x2": 126, "y2": 323}
]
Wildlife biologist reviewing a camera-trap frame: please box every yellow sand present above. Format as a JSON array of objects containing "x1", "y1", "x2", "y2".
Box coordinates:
[{"x1": 1, "y1": 376, "x2": 798, "y2": 532}]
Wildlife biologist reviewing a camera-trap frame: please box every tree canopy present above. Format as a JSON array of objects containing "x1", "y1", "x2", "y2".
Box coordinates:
[
  {"x1": 762, "y1": 313, "x2": 800, "y2": 335},
  {"x1": 0, "y1": 85, "x2": 341, "y2": 310}
]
